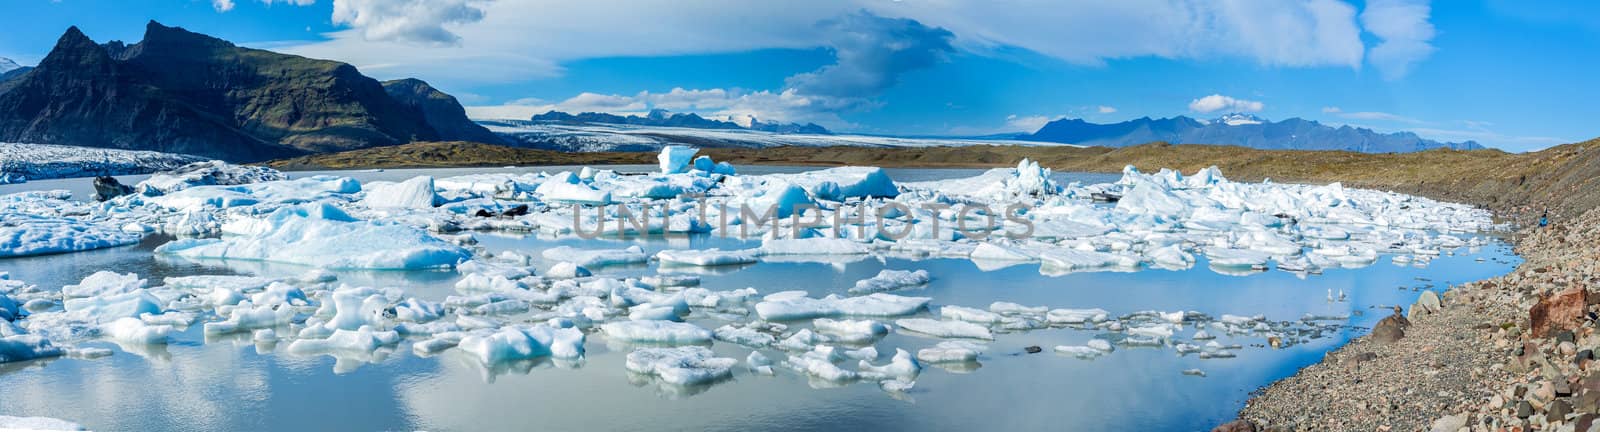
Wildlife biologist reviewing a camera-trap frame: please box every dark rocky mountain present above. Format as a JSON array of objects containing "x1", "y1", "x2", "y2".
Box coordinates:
[
  {"x1": 529, "y1": 109, "x2": 831, "y2": 135},
  {"x1": 0, "y1": 22, "x2": 499, "y2": 162},
  {"x1": 1024, "y1": 114, "x2": 1483, "y2": 153},
  {"x1": 383, "y1": 78, "x2": 508, "y2": 146}
]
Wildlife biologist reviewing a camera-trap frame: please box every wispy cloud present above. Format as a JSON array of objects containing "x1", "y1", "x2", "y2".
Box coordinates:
[
  {"x1": 1097, "y1": 106, "x2": 1117, "y2": 114},
  {"x1": 1321, "y1": 106, "x2": 1423, "y2": 124}
]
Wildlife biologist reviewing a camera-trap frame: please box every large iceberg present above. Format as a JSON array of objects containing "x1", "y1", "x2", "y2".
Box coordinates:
[
  {"x1": 155, "y1": 208, "x2": 469, "y2": 270},
  {"x1": 0, "y1": 214, "x2": 140, "y2": 258}
]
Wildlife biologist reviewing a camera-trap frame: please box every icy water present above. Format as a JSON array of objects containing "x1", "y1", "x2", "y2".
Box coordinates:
[{"x1": 0, "y1": 167, "x2": 1517, "y2": 432}]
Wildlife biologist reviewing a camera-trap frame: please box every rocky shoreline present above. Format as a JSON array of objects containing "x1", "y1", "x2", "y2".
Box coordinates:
[{"x1": 1225, "y1": 206, "x2": 1600, "y2": 431}]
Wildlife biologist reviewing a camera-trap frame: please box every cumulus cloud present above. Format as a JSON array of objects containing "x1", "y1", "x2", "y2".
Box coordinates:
[
  {"x1": 1188, "y1": 94, "x2": 1264, "y2": 113},
  {"x1": 1361, "y1": 0, "x2": 1436, "y2": 79},
  {"x1": 213, "y1": 0, "x2": 236, "y2": 12},
  {"x1": 783, "y1": 11, "x2": 955, "y2": 106},
  {"x1": 1097, "y1": 106, "x2": 1118, "y2": 114},
  {"x1": 331, "y1": 0, "x2": 489, "y2": 45}
]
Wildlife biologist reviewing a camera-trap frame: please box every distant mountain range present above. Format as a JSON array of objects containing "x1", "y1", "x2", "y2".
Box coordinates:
[
  {"x1": 1021, "y1": 114, "x2": 1482, "y2": 152},
  {"x1": 0, "y1": 22, "x2": 502, "y2": 162},
  {"x1": 530, "y1": 109, "x2": 831, "y2": 134}
]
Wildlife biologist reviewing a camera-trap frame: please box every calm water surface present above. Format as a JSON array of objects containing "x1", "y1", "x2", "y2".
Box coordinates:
[{"x1": 0, "y1": 167, "x2": 1516, "y2": 431}]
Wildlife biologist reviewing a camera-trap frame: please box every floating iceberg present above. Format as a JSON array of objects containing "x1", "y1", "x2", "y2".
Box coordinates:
[
  {"x1": 625, "y1": 346, "x2": 737, "y2": 386},
  {"x1": 916, "y1": 340, "x2": 985, "y2": 363},
  {"x1": 363, "y1": 176, "x2": 440, "y2": 209},
  {"x1": 456, "y1": 324, "x2": 586, "y2": 364},
  {"x1": 0, "y1": 335, "x2": 63, "y2": 363},
  {"x1": 0, "y1": 415, "x2": 84, "y2": 431},
  {"x1": 812, "y1": 318, "x2": 891, "y2": 344},
  {"x1": 156, "y1": 208, "x2": 469, "y2": 270},
  {"x1": 656, "y1": 248, "x2": 759, "y2": 266},
  {"x1": 543, "y1": 245, "x2": 648, "y2": 268},
  {"x1": 849, "y1": 269, "x2": 930, "y2": 294},
  {"x1": 658, "y1": 145, "x2": 699, "y2": 174},
  {"x1": 0, "y1": 214, "x2": 140, "y2": 258},
  {"x1": 895, "y1": 318, "x2": 994, "y2": 340},
  {"x1": 754, "y1": 293, "x2": 930, "y2": 321}
]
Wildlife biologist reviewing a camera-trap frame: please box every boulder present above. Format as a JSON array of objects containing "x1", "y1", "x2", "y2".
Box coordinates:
[
  {"x1": 92, "y1": 176, "x2": 135, "y2": 201},
  {"x1": 1428, "y1": 414, "x2": 1467, "y2": 432},
  {"x1": 1372, "y1": 307, "x2": 1411, "y2": 344},
  {"x1": 1408, "y1": 290, "x2": 1442, "y2": 321},
  {"x1": 1531, "y1": 285, "x2": 1588, "y2": 338},
  {"x1": 1211, "y1": 419, "x2": 1257, "y2": 432}
]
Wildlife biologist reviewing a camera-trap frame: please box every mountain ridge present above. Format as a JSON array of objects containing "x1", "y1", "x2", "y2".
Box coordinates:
[
  {"x1": 1023, "y1": 114, "x2": 1482, "y2": 153},
  {"x1": 529, "y1": 109, "x2": 832, "y2": 135}
]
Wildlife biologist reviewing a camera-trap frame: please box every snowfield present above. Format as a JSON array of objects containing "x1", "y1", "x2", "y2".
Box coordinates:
[
  {"x1": 0, "y1": 146, "x2": 1501, "y2": 404},
  {"x1": 0, "y1": 143, "x2": 205, "y2": 184},
  {"x1": 481, "y1": 121, "x2": 1075, "y2": 152}
]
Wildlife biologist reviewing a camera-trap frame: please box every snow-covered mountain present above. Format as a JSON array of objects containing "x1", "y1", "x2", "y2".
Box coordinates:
[
  {"x1": 481, "y1": 120, "x2": 1066, "y2": 152},
  {"x1": 1024, "y1": 114, "x2": 1482, "y2": 153},
  {"x1": 0, "y1": 142, "x2": 206, "y2": 184},
  {"x1": 528, "y1": 109, "x2": 831, "y2": 135},
  {"x1": 1211, "y1": 113, "x2": 1265, "y2": 126}
]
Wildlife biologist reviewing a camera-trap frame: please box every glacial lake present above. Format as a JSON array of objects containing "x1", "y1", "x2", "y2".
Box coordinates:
[{"x1": 0, "y1": 166, "x2": 1518, "y2": 431}]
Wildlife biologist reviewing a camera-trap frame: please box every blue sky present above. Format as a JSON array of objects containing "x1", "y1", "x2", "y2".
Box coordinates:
[{"x1": 4, "y1": 0, "x2": 1598, "y2": 151}]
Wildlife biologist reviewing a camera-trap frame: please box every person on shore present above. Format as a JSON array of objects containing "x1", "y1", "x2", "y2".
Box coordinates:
[{"x1": 1540, "y1": 209, "x2": 1549, "y2": 228}]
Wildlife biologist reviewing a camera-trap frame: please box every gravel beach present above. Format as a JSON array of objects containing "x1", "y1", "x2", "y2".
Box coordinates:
[{"x1": 1230, "y1": 180, "x2": 1600, "y2": 430}]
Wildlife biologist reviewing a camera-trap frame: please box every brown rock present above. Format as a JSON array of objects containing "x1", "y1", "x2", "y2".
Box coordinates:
[
  {"x1": 1576, "y1": 413, "x2": 1598, "y2": 432},
  {"x1": 1531, "y1": 285, "x2": 1589, "y2": 338},
  {"x1": 1372, "y1": 308, "x2": 1411, "y2": 344},
  {"x1": 1211, "y1": 419, "x2": 1258, "y2": 432}
]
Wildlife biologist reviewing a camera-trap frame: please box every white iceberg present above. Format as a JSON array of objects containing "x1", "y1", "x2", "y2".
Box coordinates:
[
  {"x1": 625, "y1": 346, "x2": 736, "y2": 386},
  {"x1": 849, "y1": 269, "x2": 930, "y2": 294},
  {"x1": 754, "y1": 293, "x2": 930, "y2": 321},
  {"x1": 895, "y1": 318, "x2": 994, "y2": 340},
  {"x1": 156, "y1": 208, "x2": 469, "y2": 270}
]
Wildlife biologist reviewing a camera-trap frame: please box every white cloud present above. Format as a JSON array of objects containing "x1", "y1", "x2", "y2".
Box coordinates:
[
  {"x1": 331, "y1": 0, "x2": 489, "y2": 45},
  {"x1": 213, "y1": 0, "x2": 236, "y2": 12},
  {"x1": 1188, "y1": 94, "x2": 1264, "y2": 113},
  {"x1": 1361, "y1": 0, "x2": 1436, "y2": 79},
  {"x1": 1097, "y1": 106, "x2": 1117, "y2": 114},
  {"x1": 280, "y1": 0, "x2": 1415, "y2": 85},
  {"x1": 262, "y1": 0, "x2": 316, "y2": 5}
]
